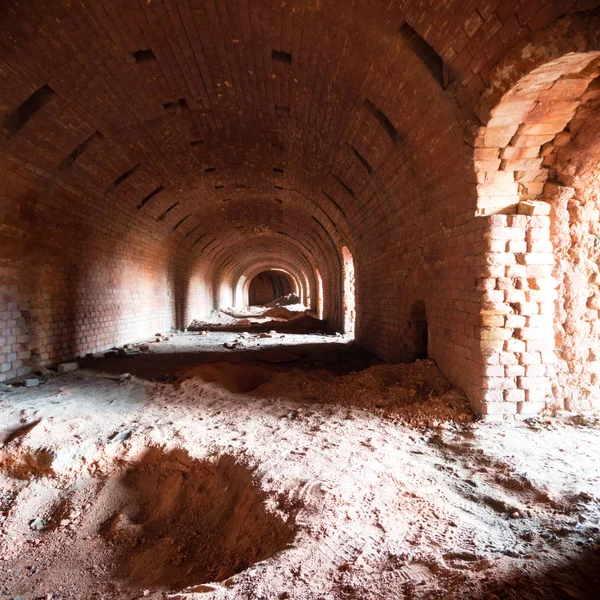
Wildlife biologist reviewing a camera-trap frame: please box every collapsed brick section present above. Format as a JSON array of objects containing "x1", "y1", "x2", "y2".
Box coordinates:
[
  {"x1": 474, "y1": 54, "x2": 600, "y2": 217},
  {"x1": 545, "y1": 80, "x2": 600, "y2": 412}
]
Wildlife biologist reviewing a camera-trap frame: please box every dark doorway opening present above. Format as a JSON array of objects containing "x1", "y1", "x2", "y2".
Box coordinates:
[{"x1": 410, "y1": 300, "x2": 428, "y2": 359}]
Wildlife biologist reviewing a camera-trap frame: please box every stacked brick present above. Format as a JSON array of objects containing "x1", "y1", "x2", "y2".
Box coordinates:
[
  {"x1": 0, "y1": 296, "x2": 29, "y2": 381},
  {"x1": 476, "y1": 211, "x2": 557, "y2": 416}
]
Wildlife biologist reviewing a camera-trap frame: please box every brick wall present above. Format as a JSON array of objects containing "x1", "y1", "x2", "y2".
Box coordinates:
[{"x1": 0, "y1": 159, "x2": 214, "y2": 381}]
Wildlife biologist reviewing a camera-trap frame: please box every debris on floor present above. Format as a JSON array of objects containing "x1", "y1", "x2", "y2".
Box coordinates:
[
  {"x1": 265, "y1": 292, "x2": 300, "y2": 307},
  {"x1": 57, "y1": 362, "x2": 78, "y2": 374},
  {"x1": 0, "y1": 333, "x2": 599, "y2": 600},
  {"x1": 262, "y1": 306, "x2": 300, "y2": 319},
  {"x1": 256, "y1": 358, "x2": 473, "y2": 427},
  {"x1": 188, "y1": 301, "x2": 331, "y2": 334}
]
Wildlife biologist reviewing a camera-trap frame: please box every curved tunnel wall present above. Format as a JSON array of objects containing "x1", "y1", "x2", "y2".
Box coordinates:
[{"x1": 1, "y1": 1, "x2": 598, "y2": 416}]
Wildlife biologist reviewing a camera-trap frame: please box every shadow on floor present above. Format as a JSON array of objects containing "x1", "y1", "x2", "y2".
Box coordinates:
[
  {"x1": 475, "y1": 545, "x2": 600, "y2": 600},
  {"x1": 79, "y1": 337, "x2": 380, "y2": 383}
]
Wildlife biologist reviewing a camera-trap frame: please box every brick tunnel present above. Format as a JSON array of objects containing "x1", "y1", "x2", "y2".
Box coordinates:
[
  {"x1": 1, "y1": 1, "x2": 598, "y2": 417},
  {"x1": 1, "y1": 2, "x2": 600, "y2": 416},
  {"x1": 1, "y1": 4, "x2": 600, "y2": 599}
]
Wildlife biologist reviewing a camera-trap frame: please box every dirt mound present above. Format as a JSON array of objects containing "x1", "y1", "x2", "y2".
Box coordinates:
[
  {"x1": 187, "y1": 309, "x2": 330, "y2": 334},
  {"x1": 219, "y1": 307, "x2": 265, "y2": 319},
  {"x1": 102, "y1": 448, "x2": 296, "y2": 591},
  {"x1": 188, "y1": 310, "x2": 238, "y2": 330},
  {"x1": 284, "y1": 313, "x2": 328, "y2": 331},
  {"x1": 258, "y1": 359, "x2": 473, "y2": 425},
  {"x1": 263, "y1": 306, "x2": 302, "y2": 319},
  {"x1": 1, "y1": 447, "x2": 56, "y2": 480},
  {"x1": 1, "y1": 419, "x2": 41, "y2": 446},
  {"x1": 178, "y1": 362, "x2": 274, "y2": 393},
  {"x1": 265, "y1": 293, "x2": 300, "y2": 307}
]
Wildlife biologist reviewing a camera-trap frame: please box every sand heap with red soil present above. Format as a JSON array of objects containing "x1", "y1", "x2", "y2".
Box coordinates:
[
  {"x1": 255, "y1": 358, "x2": 473, "y2": 427},
  {"x1": 0, "y1": 334, "x2": 599, "y2": 600}
]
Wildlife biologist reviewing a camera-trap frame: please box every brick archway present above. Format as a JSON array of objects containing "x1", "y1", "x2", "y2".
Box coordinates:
[
  {"x1": 474, "y1": 52, "x2": 600, "y2": 216},
  {"x1": 231, "y1": 259, "x2": 310, "y2": 311},
  {"x1": 471, "y1": 21, "x2": 600, "y2": 416}
]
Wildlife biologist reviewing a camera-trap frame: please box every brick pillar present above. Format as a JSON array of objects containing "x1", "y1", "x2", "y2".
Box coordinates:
[{"x1": 476, "y1": 204, "x2": 557, "y2": 418}]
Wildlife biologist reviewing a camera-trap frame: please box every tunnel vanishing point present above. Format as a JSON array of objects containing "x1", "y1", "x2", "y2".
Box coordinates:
[{"x1": 1, "y1": 0, "x2": 600, "y2": 418}]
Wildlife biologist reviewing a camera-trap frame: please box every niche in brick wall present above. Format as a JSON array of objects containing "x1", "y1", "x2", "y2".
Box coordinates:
[
  {"x1": 63, "y1": 131, "x2": 104, "y2": 169},
  {"x1": 398, "y1": 22, "x2": 452, "y2": 89},
  {"x1": 349, "y1": 144, "x2": 372, "y2": 176},
  {"x1": 363, "y1": 98, "x2": 401, "y2": 146},
  {"x1": 132, "y1": 48, "x2": 156, "y2": 63},
  {"x1": 409, "y1": 300, "x2": 428, "y2": 359},
  {"x1": 332, "y1": 173, "x2": 355, "y2": 200},
  {"x1": 3, "y1": 84, "x2": 55, "y2": 136},
  {"x1": 272, "y1": 49, "x2": 292, "y2": 64}
]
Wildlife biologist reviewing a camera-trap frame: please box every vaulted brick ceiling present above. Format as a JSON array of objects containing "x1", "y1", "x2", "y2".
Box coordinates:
[{"x1": 1, "y1": 0, "x2": 471, "y2": 280}]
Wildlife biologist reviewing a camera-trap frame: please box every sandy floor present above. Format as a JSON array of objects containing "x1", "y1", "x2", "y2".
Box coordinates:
[{"x1": 0, "y1": 332, "x2": 599, "y2": 600}]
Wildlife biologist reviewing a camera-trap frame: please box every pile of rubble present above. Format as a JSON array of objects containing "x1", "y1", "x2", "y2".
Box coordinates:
[
  {"x1": 257, "y1": 359, "x2": 474, "y2": 427},
  {"x1": 188, "y1": 297, "x2": 331, "y2": 334},
  {"x1": 101, "y1": 332, "x2": 177, "y2": 358},
  {"x1": 0, "y1": 361, "x2": 79, "y2": 391},
  {"x1": 265, "y1": 293, "x2": 300, "y2": 307},
  {"x1": 223, "y1": 330, "x2": 281, "y2": 350}
]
